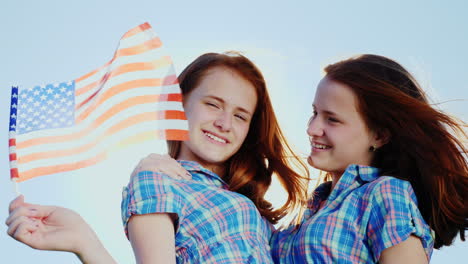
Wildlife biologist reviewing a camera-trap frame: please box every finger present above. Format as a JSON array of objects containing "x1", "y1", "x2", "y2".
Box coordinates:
[
  {"x1": 170, "y1": 165, "x2": 191, "y2": 180},
  {"x1": 163, "y1": 159, "x2": 190, "y2": 180},
  {"x1": 6, "y1": 206, "x2": 37, "y2": 226},
  {"x1": 9, "y1": 195, "x2": 37, "y2": 214},
  {"x1": 8, "y1": 205, "x2": 55, "y2": 227},
  {"x1": 171, "y1": 163, "x2": 191, "y2": 180},
  {"x1": 182, "y1": 171, "x2": 192, "y2": 180},
  {"x1": 7, "y1": 215, "x2": 36, "y2": 237},
  {"x1": 9, "y1": 195, "x2": 25, "y2": 213},
  {"x1": 131, "y1": 156, "x2": 151, "y2": 175},
  {"x1": 149, "y1": 153, "x2": 164, "y2": 159},
  {"x1": 131, "y1": 161, "x2": 151, "y2": 179},
  {"x1": 161, "y1": 167, "x2": 184, "y2": 180},
  {"x1": 12, "y1": 221, "x2": 41, "y2": 249}
]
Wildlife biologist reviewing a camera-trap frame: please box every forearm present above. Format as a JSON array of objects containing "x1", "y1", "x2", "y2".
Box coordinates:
[
  {"x1": 76, "y1": 247, "x2": 116, "y2": 264},
  {"x1": 74, "y1": 228, "x2": 117, "y2": 264}
]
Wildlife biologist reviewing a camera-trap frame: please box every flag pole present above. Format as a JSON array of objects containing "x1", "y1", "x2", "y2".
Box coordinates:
[{"x1": 12, "y1": 178, "x2": 21, "y2": 196}]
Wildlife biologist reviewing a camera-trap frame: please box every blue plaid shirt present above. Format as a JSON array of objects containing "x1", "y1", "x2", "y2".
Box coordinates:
[
  {"x1": 121, "y1": 160, "x2": 274, "y2": 263},
  {"x1": 271, "y1": 164, "x2": 434, "y2": 263}
]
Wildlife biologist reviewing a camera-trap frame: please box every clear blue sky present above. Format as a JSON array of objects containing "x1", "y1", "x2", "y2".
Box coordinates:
[{"x1": 1, "y1": 0, "x2": 467, "y2": 263}]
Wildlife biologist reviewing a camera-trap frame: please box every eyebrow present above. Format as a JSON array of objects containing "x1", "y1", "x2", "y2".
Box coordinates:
[
  {"x1": 206, "y1": 95, "x2": 253, "y2": 116},
  {"x1": 313, "y1": 105, "x2": 338, "y2": 116}
]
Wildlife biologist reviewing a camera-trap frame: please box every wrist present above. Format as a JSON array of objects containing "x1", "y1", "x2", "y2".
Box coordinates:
[{"x1": 74, "y1": 230, "x2": 116, "y2": 264}]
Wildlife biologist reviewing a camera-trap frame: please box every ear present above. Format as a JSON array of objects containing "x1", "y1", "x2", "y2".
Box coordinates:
[{"x1": 373, "y1": 128, "x2": 390, "y2": 148}]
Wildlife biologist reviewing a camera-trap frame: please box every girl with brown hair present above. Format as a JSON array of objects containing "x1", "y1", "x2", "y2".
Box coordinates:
[
  {"x1": 6, "y1": 52, "x2": 309, "y2": 263},
  {"x1": 271, "y1": 54, "x2": 467, "y2": 263}
]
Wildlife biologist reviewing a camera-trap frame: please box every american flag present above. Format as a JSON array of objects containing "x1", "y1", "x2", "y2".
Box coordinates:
[{"x1": 8, "y1": 22, "x2": 188, "y2": 182}]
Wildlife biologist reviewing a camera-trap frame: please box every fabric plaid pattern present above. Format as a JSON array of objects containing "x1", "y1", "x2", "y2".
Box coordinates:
[
  {"x1": 121, "y1": 160, "x2": 274, "y2": 263},
  {"x1": 270, "y1": 164, "x2": 434, "y2": 263}
]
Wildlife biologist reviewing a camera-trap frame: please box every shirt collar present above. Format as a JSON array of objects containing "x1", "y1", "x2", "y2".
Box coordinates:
[
  {"x1": 335, "y1": 164, "x2": 380, "y2": 187},
  {"x1": 307, "y1": 181, "x2": 332, "y2": 216},
  {"x1": 177, "y1": 160, "x2": 229, "y2": 187},
  {"x1": 327, "y1": 164, "x2": 380, "y2": 201},
  {"x1": 311, "y1": 164, "x2": 379, "y2": 204}
]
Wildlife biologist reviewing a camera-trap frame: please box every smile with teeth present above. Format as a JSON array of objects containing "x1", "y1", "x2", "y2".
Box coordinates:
[
  {"x1": 313, "y1": 142, "x2": 331, "y2": 149},
  {"x1": 204, "y1": 132, "x2": 227, "y2": 144}
]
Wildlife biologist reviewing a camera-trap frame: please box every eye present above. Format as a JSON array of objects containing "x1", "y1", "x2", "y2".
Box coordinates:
[
  {"x1": 307, "y1": 111, "x2": 316, "y2": 126},
  {"x1": 327, "y1": 117, "x2": 339, "y2": 123},
  {"x1": 309, "y1": 110, "x2": 318, "y2": 121},
  {"x1": 234, "y1": 114, "x2": 247, "y2": 121},
  {"x1": 206, "y1": 102, "x2": 220, "y2": 109}
]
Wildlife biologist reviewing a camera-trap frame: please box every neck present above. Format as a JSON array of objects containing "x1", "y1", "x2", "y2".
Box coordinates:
[
  {"x1": 330, "y1": 171, "x2": 343, "y2": 191},
  {"x1": 204, "y1": 163, "x2": 226, "y2": 178}
]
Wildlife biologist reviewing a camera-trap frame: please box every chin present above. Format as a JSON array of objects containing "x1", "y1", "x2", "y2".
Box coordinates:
[
  {"x1": 202, "y1": 155, "x2": 229, "y2": 165},
  {"x1": 307, "y1": 155, "x2": 323, "y2": 168},
  {"x1": 307, "y1": 158, "x2": 332, "y2": 173}
]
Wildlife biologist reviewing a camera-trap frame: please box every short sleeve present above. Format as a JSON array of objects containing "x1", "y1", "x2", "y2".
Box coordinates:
[
  {"x1": 121, "y1": 170, "x2": 186, "y2": 237},
  {"x1": 366, "y1": 177, "x2": 434, "y2": 261}
]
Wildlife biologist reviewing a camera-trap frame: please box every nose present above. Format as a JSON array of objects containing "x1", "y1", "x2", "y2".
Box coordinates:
[
  {"x1": 306, "y1": 116, "x2": 324, "y2": 137},
  {"x1": 214, "y1": 112, "x2": 232, "y2": 132}
]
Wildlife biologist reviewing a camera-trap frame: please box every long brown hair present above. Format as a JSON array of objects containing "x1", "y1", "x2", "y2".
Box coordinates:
[
  {"x1": 167, "y1": 51, "x2": 309, "y2": 223},
  {"x1": 324, "y1": 54, "x2": 468, "y2": 248}
]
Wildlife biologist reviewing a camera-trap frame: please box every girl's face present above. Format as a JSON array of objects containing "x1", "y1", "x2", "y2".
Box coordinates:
[
  {"x1": 307, "y1": 77, "x2": 381, "y2": 177},
  {"x1": 178, "y1": 67, "x2": 257, "y2": 172}
]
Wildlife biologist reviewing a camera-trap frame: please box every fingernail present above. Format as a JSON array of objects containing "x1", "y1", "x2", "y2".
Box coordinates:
[{"x1": 29, "y1": 209, "x2": 37, "y2": 216}]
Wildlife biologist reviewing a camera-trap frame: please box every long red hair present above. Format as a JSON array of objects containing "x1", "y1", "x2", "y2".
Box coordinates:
[
  {"x1": 324, "y1": 54, "x2": 468, "y2": 248},
  {"x1": 168, "y1": 52, "x2": 309, "y2": 223}
]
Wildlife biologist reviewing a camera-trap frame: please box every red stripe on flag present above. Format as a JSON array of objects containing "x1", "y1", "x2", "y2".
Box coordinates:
[
  {"x1": 17, "y1": 152, "x2": 108, "y2": 182},
  {"x1": 110, "y1": 56, "x2": 172, "y2": 78},
  {"x1": 75, "y1": 62, "x2": 110, "y2": 83},
  {"x1": 10, "y1": 168, "x2": 19, "y2": 180},
  {"x1": 162, "y1": 74, "x2": 178, "y2": 85},
  {"x1": 76, "y1": 91, "x2": 182, "y2": 123},
  {"x1": 122, "y1": 22, "x2": 151, "y2": 39},
  {"x1": 164, "y1": 129, "x2": 189, "y2": 141},
  {"x1": 115, "y1": 38, "x2": 162, "y2": 57}
]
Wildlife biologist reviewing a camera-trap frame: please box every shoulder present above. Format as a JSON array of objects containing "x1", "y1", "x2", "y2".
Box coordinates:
[
  {"x1": 365, "y1": 176, "x2": 416, "y2": 205},
  {"x1": 364, "y1": 176, "x2": 434, "y2": 260},
  {"x1": 125, "y1": 170, "x2": 197, "y2": 200}
]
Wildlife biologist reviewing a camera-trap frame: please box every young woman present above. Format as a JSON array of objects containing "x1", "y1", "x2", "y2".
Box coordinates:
[
  {"x1": 150, "y1": 54, "x2": 467, "y2": 263},
  {"x1": 270, "y1": 54, "x2": 467, "y2": 263},
  {"x1": 6, "y1": 52, "x2": 309, "y2": 263}
]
